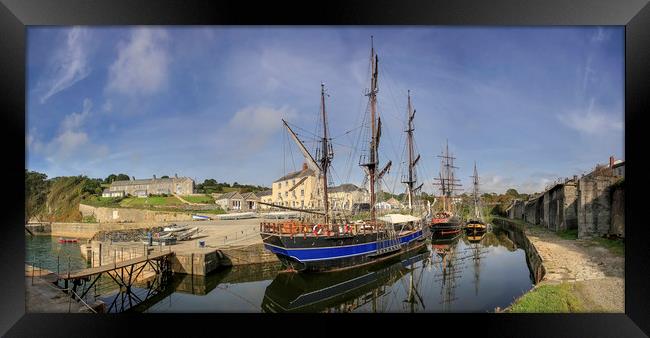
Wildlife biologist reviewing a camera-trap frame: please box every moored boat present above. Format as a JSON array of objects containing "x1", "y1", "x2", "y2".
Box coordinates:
[{"x1": 260, "y1": 37, "x2": 427, "y2": 273}]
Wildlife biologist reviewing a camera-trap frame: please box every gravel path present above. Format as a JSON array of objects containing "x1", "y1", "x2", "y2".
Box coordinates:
[{"x1": 524, "y1": 226, "x2": 624, "y2": 312}]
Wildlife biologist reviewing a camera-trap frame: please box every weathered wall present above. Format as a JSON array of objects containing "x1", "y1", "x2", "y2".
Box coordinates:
[
  {"x1": 562, "y1": 184, "x2": 578, "y2": 230},
  {"x1": 610, "y1": 185, "x2": 624, "y2": 237},
  {"x1": 577, "y1": 173, "x2": 620, "y2": 238},
  {"x1": 79, "y1": 204, "x2": 194, "y2": 223},
  {"x1": 50, "y1": 222, "x2": 166, "y2": 238}
]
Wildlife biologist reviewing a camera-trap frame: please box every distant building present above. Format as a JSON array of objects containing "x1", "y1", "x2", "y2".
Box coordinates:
[
  {"x1": 107, "y1": 174, "x2": 194, "y2": 196},
  {"x1": 610, "y1": 156, "x2": 625, "y2": 177},
  {"x1": 329, "y1": 184, "x2": 368, "y2": 210},
  {"x1": 385, "y1": 197, "x2": 403, "y2": 209},
  {"x1": 257, "y1": 190, "x2": 273, "y2": 209},
  {"x1": 101, "y1": 189, "x2": 124, "y2": 198},
  {"x1": 214, "y1": 192, "x2": 244, "y2": 211}
]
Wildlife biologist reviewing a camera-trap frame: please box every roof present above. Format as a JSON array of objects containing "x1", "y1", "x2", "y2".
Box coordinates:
[
  {"x1": 111, "y1": 177, "x2": 193, "y2": 186},
  {"x1": 386, "y1": 197, "x2": 401, "y2": 205},
  {"x1": 274, "y1": 168, "x2": 315, "y2": 183},
  {"x1": 256, "y1": 189, "x2": 273, "y2": 197},
  {"x1": 240, "y1": 192, "x2": 259, "y2": 200},
  {"x1": 214, "y1": 191, "x2": 243, "y2": 200},
  {"x1": 612, "y1": 160, "x2": 625, "y2": 168},
  {"x1": 330, "y1": 184, "x2": 365, "y2": 193}
]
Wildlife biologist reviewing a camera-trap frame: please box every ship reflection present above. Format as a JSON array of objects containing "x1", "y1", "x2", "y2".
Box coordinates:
[{"x1": 262, "y1": 247, "x2": 430, "y2": 313}]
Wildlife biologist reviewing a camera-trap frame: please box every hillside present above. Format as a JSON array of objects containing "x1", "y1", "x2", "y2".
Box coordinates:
[{"x1": 26, "y1": 173, "x2": 91, "y2": 222}]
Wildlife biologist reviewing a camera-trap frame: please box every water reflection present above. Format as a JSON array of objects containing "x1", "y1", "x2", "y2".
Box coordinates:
[{"x1": 145, "y1": 226, "x2": 536, "y2": 313}]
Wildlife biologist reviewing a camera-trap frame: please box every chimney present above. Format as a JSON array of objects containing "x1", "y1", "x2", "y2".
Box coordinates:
[
  {"x1": 153, "y1": 174, "x2": 156, "y2": 180},
  {"x1": 302, "y1": 162, "x2": 308, "y2": 171},
  {"x1": 609, "y1": 156, "x2": 615, "y2": 168}
]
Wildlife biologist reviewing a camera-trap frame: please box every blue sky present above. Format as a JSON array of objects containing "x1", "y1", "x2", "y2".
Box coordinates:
[{"x1": 26, "y1": 26, "x2": 624, "y2": 194}]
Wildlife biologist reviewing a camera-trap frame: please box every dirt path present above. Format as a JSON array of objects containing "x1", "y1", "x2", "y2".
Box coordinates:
[{"x1": 523, "y1": 225, "x2": 624, "y2": 312}]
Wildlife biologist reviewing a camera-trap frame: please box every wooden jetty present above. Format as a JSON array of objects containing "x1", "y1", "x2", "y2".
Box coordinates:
[{"x1": 57, "y1": 251, "x2": 174, "y2": 313}]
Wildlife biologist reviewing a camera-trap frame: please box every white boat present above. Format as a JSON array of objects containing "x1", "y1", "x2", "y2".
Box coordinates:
[
  {"x1": 192, "y1": 214, "x2": 211, "y2": 221},
  {"x1": 163, "y1": 224, "x2": 191, "y2": 232},
  {"x1": 215, "y1": 212, "x2": 257, "y2": 220}
]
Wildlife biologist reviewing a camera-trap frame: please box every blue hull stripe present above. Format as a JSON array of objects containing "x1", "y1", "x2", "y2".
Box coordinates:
[{"x1": 264, "y1": 230, "x2": 424, "y2": 262}]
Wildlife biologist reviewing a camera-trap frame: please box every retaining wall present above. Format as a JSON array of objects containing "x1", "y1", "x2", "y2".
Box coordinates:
[{"x1": 79, "y1": 204, "x2": 194, "y2": 223}]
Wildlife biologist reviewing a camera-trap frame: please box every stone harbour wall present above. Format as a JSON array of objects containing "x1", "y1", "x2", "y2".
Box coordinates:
[{"x1": 79, "y1": 204, "x2": 194, "y2": 223}]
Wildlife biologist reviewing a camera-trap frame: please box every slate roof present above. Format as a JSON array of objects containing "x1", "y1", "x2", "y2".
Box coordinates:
[
  {"x1": 329, "y1": 184, "x2": 365, "y2": 193},
  {"x1": 111, "y1": 177, "x2": 193, "y2": 186},
  {"x1": 273, "y1": 168, "x2": 315, "y2": 183}
]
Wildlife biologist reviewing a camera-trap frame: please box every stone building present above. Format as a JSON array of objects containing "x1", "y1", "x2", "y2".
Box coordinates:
[
  {"x1": 272, "y1": 163, "x2": 322, "y2": 209},
  {"x1": 108, "y1": 175, "x2": 194, "y2": 196},
  {"x1": 506, "y1": 199, "x2": 525, "y2": 219},
  {"x1": 271, "y1": 162, "x2": 369, "y2": 211},
  {"x1": 329, "y1": 184, "x2": 368, "y2": 210},
  {"x1": 257, "y1": 190, "x2": 273, "y2": 210},
  {"x1": 577, "y1": 165, "x2": 622, "y2": 238},
  {"x1": 213, "y1": 191, "x2": 261, "y2": 211},
  {"x1": 508, "y1": 155, "x2": 624, "y2": 239}
]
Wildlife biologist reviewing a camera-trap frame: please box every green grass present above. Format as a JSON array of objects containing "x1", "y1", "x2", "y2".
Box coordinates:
[
  {"x1": 119, "y1": 196, "x2": 182, "y2": 208},
  {"x1": 509, "y1": 283, "x2": 584, "y2": 313},
  {"x1": 181, "y1": 194, "x2": 214, "y2": 204},
  {"x1": 81, "y1": 196, "x2": 123, "y2": 208},
  {"x1": 82, "y1": 215, "x2": 97, "y2": 223},
  {"x1": 557, "y1": 229, "x2": 579, "y2": 240},
  {"x1": 591, "y1": 237, "x2": 625, "y2": 256}
]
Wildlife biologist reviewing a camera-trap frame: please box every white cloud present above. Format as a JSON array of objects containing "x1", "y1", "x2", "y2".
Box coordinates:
[
  {"x1": 557, "y1": 106, "x2": 623, "y2": 135},
  {"x1": 38, "y1": 27, "x2": 91, "y2": 103},
  {"x1": 106, "y1": 28, "x2": 170, "y2": 96},
  {"x1": 30, "y1": 98, "x2": 108, "y2": 164},
  {"x1": 591, "y1": 27, "x2": 610, "y2": 43},
  {"x1": 224, "y1": 105, "x2": 297, "y2": 153}
]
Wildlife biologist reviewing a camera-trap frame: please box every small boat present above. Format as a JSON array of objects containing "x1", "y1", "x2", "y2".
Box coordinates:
[
  {"x1": 464, "y1": 162, "x2": 487, "y2": 233},
  {"x1": 163, "y1": 224, "x2": 191, "y2": 232},
  {"x1": 215, "y1": 212, "x2": 256, "y2": 220},
  {"x1": 192, "y1": 214, "x2": 210, "y2": 221},
  {"x1": 58, "y1": 238, "x2": 78, "y2": 243}
]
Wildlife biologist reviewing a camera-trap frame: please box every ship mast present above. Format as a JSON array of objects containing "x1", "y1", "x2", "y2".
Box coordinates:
[
  {"x1": 362, "y1": 36, "x2": 380, "y2": 223},
  {"x1": 402, "y1": 90, "x2": 420, "y2": 212},
  {"x1": 471, "y1": 161, "x2": 481, "y2": 220},
  {"x1": 434, "y1": 140, "x2": 461, "y2": 214},
  {"x1": 319, "y1": 83, "x2": 333, "y2": 224}
]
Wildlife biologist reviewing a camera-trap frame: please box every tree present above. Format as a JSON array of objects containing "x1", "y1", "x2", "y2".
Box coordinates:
[
  {"x1": 105, "y1": 174, "x2": 117, "y2": 184},
  {"x1": 25, "y1": 170, "x2": 49, "y2": 221},
  {"x1": 505, "y1": 188, "x2": 519, "y2": 197},
  {"x1": 161, "y1": 175, "x2": 170, "y2": 179},
  {"x1": 116, "y1": 174, "x2": 130, "y2": 181}
]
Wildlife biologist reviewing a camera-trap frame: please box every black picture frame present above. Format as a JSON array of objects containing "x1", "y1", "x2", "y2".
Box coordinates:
[{"x1": 1, "y1": 0, "x2": 648, "y2": 336}]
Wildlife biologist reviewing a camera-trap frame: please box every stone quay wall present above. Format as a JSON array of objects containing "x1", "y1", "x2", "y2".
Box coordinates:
[{"x1": 79, "y1": 204, "x2": 194, "y2": 223}]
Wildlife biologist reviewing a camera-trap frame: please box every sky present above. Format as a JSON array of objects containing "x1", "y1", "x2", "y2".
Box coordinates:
[{"x1": 26, "y1": 26, "x2": 624, "y2": 195}]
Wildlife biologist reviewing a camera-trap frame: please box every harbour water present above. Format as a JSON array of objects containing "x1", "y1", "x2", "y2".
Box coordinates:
[
  {"x1": 25, "y1": 236, "x2": 88, "y2": 273},
  {"x1": 142, "y1": 227, "x2": 534, "y2": 313},
  {"x1": 25, "y1": 226, "x2": 536, "y2": 313}
]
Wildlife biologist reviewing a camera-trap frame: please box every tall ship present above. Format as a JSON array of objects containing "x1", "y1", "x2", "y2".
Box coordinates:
[
  {"x1": 430, "y1": 140, "x2": 463, "y2": 235},
  {"x1": 259, "y1": 37, "x2": 427, "y2": 273},
  {"x1": 465, "y1": 162, "x2": 487, "y2": 232}
]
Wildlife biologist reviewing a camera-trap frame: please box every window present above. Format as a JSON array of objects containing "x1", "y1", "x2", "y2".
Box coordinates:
[
  {"x1": 285, "y1": 192, "x2": 288, "y2": 197},
  {"x1": 301, "y1": 189, "x2": 304, "y2": 196}
]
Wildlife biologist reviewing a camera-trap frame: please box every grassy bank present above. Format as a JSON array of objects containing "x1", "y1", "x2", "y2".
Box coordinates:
[
  {"x1": 509, "y1": 282, "x2": 583, "y2": 312},
  {"x1": 180, "y1": 194, "x2": 214, "y2": 204},
  {"x1": 590, "y1": 237, "x2": 625, "y2": 256}
]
